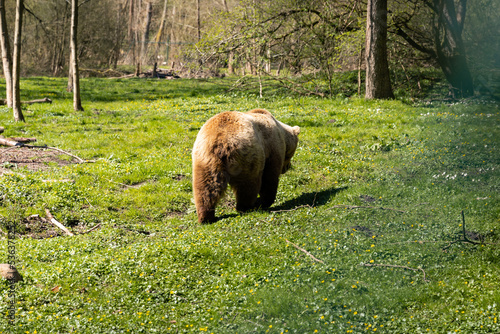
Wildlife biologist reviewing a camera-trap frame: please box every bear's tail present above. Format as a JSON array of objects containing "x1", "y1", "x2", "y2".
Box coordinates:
[{"x1": 192, "y1": 160, "x2": 229, "y2": 224}]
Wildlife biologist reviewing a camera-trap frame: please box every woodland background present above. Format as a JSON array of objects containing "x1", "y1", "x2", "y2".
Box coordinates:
[{"x1": 0, "y1": 0, "x2": 498, "y2": 98}]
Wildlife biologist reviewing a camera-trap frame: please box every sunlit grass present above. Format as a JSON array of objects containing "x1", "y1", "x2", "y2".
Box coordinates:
[{"x1": 0, "y1": 76, "x2": 498, "y2": 333}]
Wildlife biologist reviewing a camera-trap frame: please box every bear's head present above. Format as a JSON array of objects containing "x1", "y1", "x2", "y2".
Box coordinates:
[{"x1": 282, "y1": 125, "x2": 300, "y2": 174}]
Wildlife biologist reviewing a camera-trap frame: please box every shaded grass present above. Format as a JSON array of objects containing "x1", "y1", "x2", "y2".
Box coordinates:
[{"x1": 0, "y1": 76, "x2": 498, "y2": 333}]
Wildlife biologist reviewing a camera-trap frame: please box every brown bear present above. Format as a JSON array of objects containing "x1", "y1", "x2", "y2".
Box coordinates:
[{"x1": 192, "y1": 109, "x2": 300, "y2": 224}]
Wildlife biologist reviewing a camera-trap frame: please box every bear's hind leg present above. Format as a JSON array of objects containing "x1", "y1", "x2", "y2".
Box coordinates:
[{"x1": 193, "y1": 162, "x2": 228, "y2": 224}]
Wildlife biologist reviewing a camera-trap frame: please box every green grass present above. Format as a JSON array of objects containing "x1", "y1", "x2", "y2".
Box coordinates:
[{"x1": 0, "y1": 76, "x2": 498, "y2": 333}]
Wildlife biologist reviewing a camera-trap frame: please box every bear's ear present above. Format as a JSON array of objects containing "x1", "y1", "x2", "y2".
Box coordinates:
[{"x1": 292, "y1": 126, "x2": 301, "y2": 135}]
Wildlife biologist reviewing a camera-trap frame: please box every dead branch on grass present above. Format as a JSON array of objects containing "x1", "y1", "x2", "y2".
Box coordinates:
[
  {"x1": 34, "y1": 146, "x2": 86, "y2": 163},
  {"x1": 0, "y1": 97, "x2": 52, "y2": 105},
  {"x1": 23, "y1": 145, "x2": 89, "y2": 163},
  {"x1": 285, "y1": 239, "x2": 325, "y2": 264},
  {"x1": 271, "y1": 204, "x2": 313, "y2": 213},
  {"x1": 329, "y1": 204, "x2": 406, "y2": 213},
  {"x1": 45, "y1": 209, "x2": 74, "y2": 236},
  {"x1": 442, "y1": 211, "x2": 499, "y2": 250},
  {"x1": 80, "y1": 223, "x2": 102, "y2": 235},
  {"x1": 360, "y1": 262, "x2": 430, "y2": 282}
]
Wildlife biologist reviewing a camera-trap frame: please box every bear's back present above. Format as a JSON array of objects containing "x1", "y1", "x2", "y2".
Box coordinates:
[{"x1": 193, "y1": 111, "x2": 260, "y2": 159}]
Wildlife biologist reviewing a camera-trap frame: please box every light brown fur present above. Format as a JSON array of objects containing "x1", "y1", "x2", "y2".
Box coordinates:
[{"x1": 192, "y1": 109, "x2": 300, "y2": 223}]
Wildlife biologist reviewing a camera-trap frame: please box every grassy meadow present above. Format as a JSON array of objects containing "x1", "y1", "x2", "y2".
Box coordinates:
[{"x1": 0, "y1": 76, "x2": 498, "y2": 333}]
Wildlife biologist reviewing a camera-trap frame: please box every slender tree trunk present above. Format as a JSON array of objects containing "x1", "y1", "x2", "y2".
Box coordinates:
[
  {"x1": 128, "y1": 0, "x2": 136, "y2": 66},
  {"x1": 111, "y1": 1, "x2": 125, "y2": 68},
  {"x1": 365, "y1": 0, "x2": 394, "y2": 99},
  {"x1": 70, "y1": 0, "x2": 83, "y2": 111},
  {"x1": 0, "y1": 0, "x2": 12, "y2": 108},
  {"x1": 168, "y1": 4, "x2": 176, "y2": 66},
  {"x1": 432, "y1": 0, "x2": 474, "y2": 97},
  {"x1": 12, "y1": 0, "x2": 24, "y2": 122},
  {"x1": 154, "y1": 0, "x2": 168, "y2": 59},
  {"x1": 67, "y1": 53, "x2": 73, "y2": 92},
  {"x1": 54, "y1": 5, "x2": 69, "y2": 76},
  {"x1": 358, "y1": 47, "x2": 364, "y2": 96},
  {"x1": 221, "y1": 0, "x2": 234, "y2": 74},
  {"x1": 196, "y1": 0, "x2": 201, "y2": 42},
  {"x1": 128, "y1": 0, "x2": 134, "y2": 41},
  {"x1": 227, "y1": 51, "x2": 234, "y2": 75},
  {"x1": 140, "y1": 2, "x2": 153, "y2": 64}
]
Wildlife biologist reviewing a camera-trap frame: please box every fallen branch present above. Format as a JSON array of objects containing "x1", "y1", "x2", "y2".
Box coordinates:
[
  {"x1": 0, "y1": 97, "x2": 52, "y2": 105},
  {"x1": 442, "y1": 211, "x2": 492, "y2": 250},
  {"x1": 80, "y1": 223, "x2": 102, "y2": 235},
  {"x1": 107, "y1": 73, "x2": 135, "y2": 79},
  {"x1": 360, "y1": 262, "x2": 430, "y2": 282},
  {"x1": 24, "y1": 144, "x2": 88, "y2": 163},
  {"x1": 45, "y1": 209, "x2": 74, "y2": 236},
  {"x1": 285, "y1": 239, "x2": 325, "y2": 264},
  {"x1": 329, "y1": 204, "x2": 406, "y2": 213},
  {"x1": 271, "y1": 204, "x2": 313, "y2": 213},
  {"x1": 41, "y1": 146, "x2": 85, "y2": 163},
  {"x1": 21, "y1": 97, "x2": 52, "y2": 105}
]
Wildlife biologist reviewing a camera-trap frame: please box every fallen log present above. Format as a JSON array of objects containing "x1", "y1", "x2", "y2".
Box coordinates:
[
  {"x1": 0, "y1": 137, "x2": 23, "y2": 147},
  {"x1": 21, "y1": 97, "x2": 52, "y2": 105},
  {"x1": 0, "y1": 97, "x2": 52, "y2": 105},
  {"x1": 10, "y1": 137, "x2": 37, "y2": 143},
  {"x1": 0, "y1": 136, "x2": 37, "y2": 147}
]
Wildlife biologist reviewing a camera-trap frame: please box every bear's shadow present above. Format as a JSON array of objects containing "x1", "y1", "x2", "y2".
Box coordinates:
[
  {"x1": 271, "y1": 186, "x2": 347, "y2": 212},
  {"x1": 214, "y1": 186, "x2": 347, "y2": 222}
]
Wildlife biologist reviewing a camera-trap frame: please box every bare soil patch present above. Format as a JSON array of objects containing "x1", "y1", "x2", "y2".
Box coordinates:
[{"x1": 0, "y1": 146, "x2": 75, "y2": 173}]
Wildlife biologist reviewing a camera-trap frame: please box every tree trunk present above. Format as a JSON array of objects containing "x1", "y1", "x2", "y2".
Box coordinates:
[
  {"x1": 227, "y1": 51, "x2": 234, "y2": 75},
  {"x1": 67, "y1": 53, "x2": 73, "y2": 92},
  {"x1": 168, "y1": 4, "x2": 176, "y2": 65},
  {"x1": 128, "y1": 0, "x2": 136, "y2": 66},
  {"x1": 110, "y1": 2, "x2": 125, "y2": 68},
  {"x1": 154, "y1": 0, "x2": 169, "y2": 60},
  {"x1": 365, "y1": 0, "x2": 394, "y2": 99},
  {"x1": 196, "y1": 0, "x2": 201, "y2": 42},
  {"x1": 128, "y1": 0, "x2": 134, "y2": 42},
  {"x1": 140, "y1": 2, "x2": 153, "y2": 64},
  {"x1": 52, "y1": 3, "x2": 69, "y2": 77},
  {"x1": 70, "y1": 0, "x2": 83, "y2": 111},
  {"x1": 12, "y1": 0, "x2": 24, "y2": 122},
  {"x1": 0, "y1": 0, "x2": 12, "y2": 108},
  {"x1": 432, "y1": 0, "x2": 474, "y2": 97}
]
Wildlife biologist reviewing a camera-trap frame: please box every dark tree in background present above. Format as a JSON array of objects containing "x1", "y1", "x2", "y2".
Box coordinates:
[
  {"x1": 365, "y1": 0, "x2": 394, "y2": 99},
  {"x1": 70, "y1": 0, "x2": 83, "y2": 111},
  {"x1": 432, "y1": 0, "x2": 474, "y2": 97},
  {"x1": 12, "y1": 0, "x2": 24, "y2": 122},
  {"x1": 393, "y1": 0, "x2": 475, "y2": 97}
]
